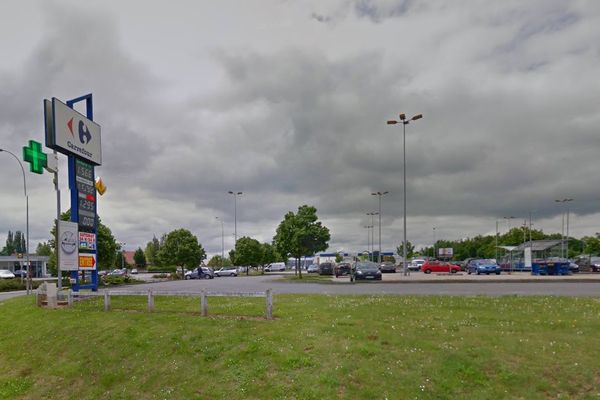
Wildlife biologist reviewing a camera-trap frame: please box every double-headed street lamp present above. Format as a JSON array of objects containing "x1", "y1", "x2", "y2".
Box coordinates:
[
  {"x1": 228, "y1": 191, "x2": 243, "y2": 244},
  {"x1": 387, "y1": 112, "x2": 423, "y2": 276},
  {"x1": 366, "y1": 212, "x2": 378, "y2": 261},
  {"x1": 215, "y1": 216, "x2": 225, "y2": 268},
  {"x1": 0, "y1": 148, "x2": 30, "y2": 293},
  {"x1": 555, "y1": 198, "x2": 574, "y2": 259},
  {"x1": 370, "y1": 192, "x2": 388, "y2": 263}
]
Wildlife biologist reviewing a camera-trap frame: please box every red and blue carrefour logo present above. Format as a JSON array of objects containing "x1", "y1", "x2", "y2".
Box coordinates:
[{"x1": 67, "y1": 117, "x2": 92, "y2": 144}]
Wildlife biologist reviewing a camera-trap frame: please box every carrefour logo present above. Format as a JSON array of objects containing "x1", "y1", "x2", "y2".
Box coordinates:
[{"x1": 67, "y1": 117, "x2": 92, "y2": 144}]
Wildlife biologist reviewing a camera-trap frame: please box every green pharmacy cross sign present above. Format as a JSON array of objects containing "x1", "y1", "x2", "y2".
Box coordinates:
[{"x1": 23, "y1": 140, "x2": 47, "y2": 174}]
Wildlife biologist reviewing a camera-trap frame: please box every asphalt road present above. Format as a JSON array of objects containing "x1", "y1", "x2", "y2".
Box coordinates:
[{"x1": 114, "y1": 274, "x2": 600, "y2": 296}]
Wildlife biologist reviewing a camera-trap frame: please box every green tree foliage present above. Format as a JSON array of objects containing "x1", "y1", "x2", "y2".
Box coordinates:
[
  {"x1": 260, "y1": 243, "x2": 281, "y2": 273},
  {"x1": 582, "y1": 234, "x2": 600, "y2": 255},
  {"x1": 133, "y1": 247, "x2": 147, "y2": 268},
  {"x1": 335, "y1": 253, "x2": 344, "y2": 263},
  {"x1": 144, "y1": 236, "x2": 161, "y2": 267},
  {"x1": 234, "y1": 236, "x2": 263, "y2": 275},
  {"x1": 396, "y1": 241, "x2": 415, "y2": 260},
  {"x1": 1, "y1": 230, "x2": 26, "y2": 255},
  {"x1": 36, "y1": 242, "x2": 53, "y2": 256},
  {"x1": 115, "y1": 251, "x2": 129, "y2": 269},
  {"x1": 158, "y1": 229, "x2": 206, "y2": 277},
  {"x1": 207, "y1": 255, "x2": 232, "y2": 268},
  {"x1": 273, "y1": 205, "x2": 330, "y2": 278}
]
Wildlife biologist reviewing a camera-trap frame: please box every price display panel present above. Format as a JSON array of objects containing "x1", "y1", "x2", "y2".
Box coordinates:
[{"x1": 75, "y1": 159, "x2": 96, "y2": 231}]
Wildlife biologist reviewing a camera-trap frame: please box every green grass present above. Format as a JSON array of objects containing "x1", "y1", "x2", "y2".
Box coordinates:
[
  {"x1": 1, "y1": 295, "x2": 599, "y2": 399},
  {"x1": 277, "y1": 274, "x2": 333, "y2": 283}
]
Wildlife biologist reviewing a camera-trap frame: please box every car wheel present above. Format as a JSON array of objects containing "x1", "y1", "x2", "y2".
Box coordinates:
[
  {"x1": 477, "y1": 271, "x2": 481, "y2": 275},
  {"x1": 203, "y1": 274, "x2": 210, "y2": 279},
  {"x1": 230, "y1": 273, "x2": 235, "y2": 276},
  {"x1": 424, "y1": 269, "x2": 432, "y2": 274},
  {"x1": 451, "y1": 269, "x2": 457, "y2": 274},
  {"x1": 496, "y1": 272, "x2": 501, "y2": 275},
  {"x1": 468, "y1": 271, "x2": 471, "y2": 275},
  {"x1": 185, "y1": 275, "x2": 190, "y2": 280}
]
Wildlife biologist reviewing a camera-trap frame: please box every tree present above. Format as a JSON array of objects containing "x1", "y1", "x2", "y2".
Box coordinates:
[
  {"x1": 13, "y1": 231, "x2": 25, "y2": 254},
  {"x1": 260, "y1": 243, "x2": 281, "y2": 273},
  {"x1": 36, "y1": 242, "x2": 53, "y2": 256},
  {"x1": 133, "y1": 247, "x2": 147, "y2": 268},
  {"x1": 158, "y1": 229, "x2": 206, "y2": 278},
  {"x1": 583, "y1": 234, "x2": 600, "y2": 255},
  {"x1": 396, "y1": 241, "x2": 415, "y2": 260},
  {"x1": 273, "y1": 205, "x2": 330, "y2": 279},
  {"x1": 207, "y1": 255, "x2": 232, "y2": 268},
  {"x1": 335, "y1": 253, "x2": 344, "y2": 263},
  {"x1": 234, "y1": 236, "x2": 263, "y2": 275},
  {"x1": 145, "y1": 235, "x2": 161, "y2": 267}
]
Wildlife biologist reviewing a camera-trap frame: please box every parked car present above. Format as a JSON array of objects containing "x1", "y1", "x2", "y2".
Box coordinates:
[
  {"x1": 0, "y1": 269, "x2": 15, "y2": 279},
  {"x1": 98, "y1": 270, "x2": 109, "y2": 276},
  {"x1": 307, "y1": 264, "x2": 319, "y2": 273},
  {"x1": 568, "y1": 261, "x2": 579, "y2": 274},
  {"x1": 409, "y1": 259, "x2": 426, "y2": 271},
  {"x1": 214, "y1": 267, "x2": 238, "y2": 277},
  {"x1": 318, "y1": 262, "x2": 334, "y2": 276},
  {"x1": 335, "y1": 263, "x2": 352, "y2": 277},
  {"x1": 590, "y1": 257, "x2": 600, "y2": 272},
  {"x1": 421, "y1": 260, "x2": 460, "y2": 274},
  {"x1": 12, "y1": 269, "x2": 28, "y2": 278},
  {"x1": 467, "y1": 259, "x2": 501, "y2": 275},
  {"x1": 265, "y1": 262, "x2": 286, "y2": 272},
  {"x1": 379, "y1": 261, "x2": 397, "y2": 273},
  {"x1": 130, "y1": 268, "x2": 138, "y2": 274},
  {"x1": 185, "y1": 267, "x2": 214, "y2": 279},
  {"x1": 108, "y1": 269, "x2": 126, "y2": 276},
  {"x1": 354, "y1": 261, "x2": 382, "y2": 280}
]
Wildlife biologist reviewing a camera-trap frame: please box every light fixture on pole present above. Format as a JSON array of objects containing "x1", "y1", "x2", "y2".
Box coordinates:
[
  {"x1": 366, "y1": 212, "x2": 378, "y2": 261},
  {"x1": 0, "y1": 148, "x2": 30, "y2": 293},
  {"x1": 387, "y1": 112, "x2": 423, "y2": 276},
  {"x1": 370, "y1": 192, "x2": 388, "y2": 264},
  {"x1": 503, "y1": 216, "x2": 515, "y2": 273},
  {"x1": 216, "y1": 216, "x2": 224, "y2": 268},
  {"x1": 555, "y1": 198, "x2": 574, "y2": 259},
  {"x1": 228, "y1": 191, "x2": 243, "y2": 244}
]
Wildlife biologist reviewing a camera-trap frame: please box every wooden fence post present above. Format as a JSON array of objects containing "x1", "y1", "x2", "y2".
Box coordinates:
[
  {"x1": 104, "y1": 291, "x2": 110, "y2": 311},
  {"x1": 201, "y1": 291, "x2": 208, "y2": 317},
  {"x1": 148, "y1": 290, "x2": 155, "y2": 312},
  {"x1": 266, "y1": 289, "x2": 273, "y2": 320}
]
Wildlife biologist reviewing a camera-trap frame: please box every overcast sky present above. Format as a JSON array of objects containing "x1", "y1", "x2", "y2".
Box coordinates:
[{"x1": 1, "y1": 0, "x2": 599, "y2": 258}]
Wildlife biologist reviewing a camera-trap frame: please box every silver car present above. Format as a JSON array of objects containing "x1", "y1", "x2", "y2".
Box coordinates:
[{"x1": 214, "y1": 267, "x2": 238, "y2": 277}]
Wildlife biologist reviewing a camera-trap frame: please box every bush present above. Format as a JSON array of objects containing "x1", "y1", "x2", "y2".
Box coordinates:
[
  {"x1": 100, "y1": 275, "x2": 139, "y2": 286},
  {"x1": 147, "y1": 265, "x2": 177, "y2": 273},
  {"x1": 0, "y1": 279, "x2": 42, "y2": 292}
]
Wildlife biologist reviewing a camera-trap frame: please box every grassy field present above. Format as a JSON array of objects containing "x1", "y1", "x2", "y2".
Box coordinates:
[{"x1": 0, "y1": 294, "x2": 599, "y2": 399}]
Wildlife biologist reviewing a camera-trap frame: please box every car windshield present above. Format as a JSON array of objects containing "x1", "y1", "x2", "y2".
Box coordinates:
[
  {"x1": 590, "y1": 257, "x2": 600, "y2": 263},
  {"x1": 355, "y1": 262, "x2": 379, "y2": 271},
  {"x1": 477, "y1": 259, "x2": 495, "y2": 264}
]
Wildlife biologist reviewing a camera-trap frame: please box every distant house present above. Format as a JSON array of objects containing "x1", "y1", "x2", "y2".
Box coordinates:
[{"x1": 0, "y1": 254, "x2": 49, "y2": 277}]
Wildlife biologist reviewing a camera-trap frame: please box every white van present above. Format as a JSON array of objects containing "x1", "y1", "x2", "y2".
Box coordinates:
[{"x1": 265, "y1": 262, "x2": 286, "y2": 272}]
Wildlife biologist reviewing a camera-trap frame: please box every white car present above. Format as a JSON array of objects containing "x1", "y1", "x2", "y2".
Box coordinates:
[
  {"x1": 409, "y1": 259, "x2": 426, "y2": 271},
  {"x1": 265, "y1": 262, "x2": 286, "y2": 272},
  {"x1": 0, "y1": 269, "x2": 16, "y2": 279},
  {"x1": 214, "y1": 267, "x2": 238, "y2": 277}
]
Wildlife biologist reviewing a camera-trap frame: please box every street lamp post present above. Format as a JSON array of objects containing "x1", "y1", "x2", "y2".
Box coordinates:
[
  {"x1": 0, "y1": 148, "x2": 30, "y2": 293},
  {"x1": 216, "y1": 216, "x2": 224, "y2": 268},
  {"x1": 228, "y1": 191, "x2": 243, "y2": 244},
  {"x1": 366, "y1": 212, "x2": 378, "y2": 261},
  {"x1": 432, "y1": 227, "x2": 436, "y2": 259},
  {"x1": 555, "y1": 198, "x2": 574, "y2": 259},
  {"x1": 363, "y1": 225, "x2": 372, "y2": 260},
  {"x1": 387, "y1": 112, "x2": 423, "y2": 276},
  {"x1": 503, "y1": 216, "x2": 515, "y2": 273},
  {"x1": 370, "y1": 192, "x2": 388, "y2": 264}
]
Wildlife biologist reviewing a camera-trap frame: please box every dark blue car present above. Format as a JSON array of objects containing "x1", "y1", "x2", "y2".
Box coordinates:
[{"x1": 467, "y1": 259, "x2": 501, "y2": 275}]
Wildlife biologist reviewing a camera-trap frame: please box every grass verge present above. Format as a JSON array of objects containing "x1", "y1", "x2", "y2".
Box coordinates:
[{"x1": 0, "y1": 295, "x2": 599, "y2": 399}]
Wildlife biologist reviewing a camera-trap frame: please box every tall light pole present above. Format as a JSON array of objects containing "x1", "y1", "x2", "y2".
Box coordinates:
[
  {"x1": 216, "y1": 216, "x2": 224, "y2": 268},
  {"x1": 366, "y1": 212, "x2": 378, "y2": 261},
  {"x1": 555, "y1": 198, "x2": 574, "y2": 259},
  {"x1": 432, "y1": 227, "x2": 437, "y2": 259},
  {"x1": 228, "y1": 191, "x2": 243, "y2": 244},
  {"x1": 495, "y1": 220, "x2": 499, "y2": 261},
  {"x1": 364, "y1": 225, "x2": 372, "y2": 259},
  {"x1": 0, "y1": 148, "x2": 30, "y2": 293},
  {"x1": 119, "y1": 242, "x2": 126, "y2": 271},
  {"x1": 503, "y1": 216, "x2": 515, "y2": 273},
  {"x1": 370, "y1": 192, "x2": 388, "y2": 264},
  {"x1": 388, "y1": 112, "x2": 423, "y2": 276}
]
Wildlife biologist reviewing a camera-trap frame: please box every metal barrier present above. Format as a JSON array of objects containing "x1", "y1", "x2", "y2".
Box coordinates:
[{"x1": 71, "y1": 289, "x2": 274, "y2": 320}]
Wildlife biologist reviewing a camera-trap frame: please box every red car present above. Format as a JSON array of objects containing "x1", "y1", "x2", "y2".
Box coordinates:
[{"x1": 421, "y1": 260, "x2": 461, "y2": 274}]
